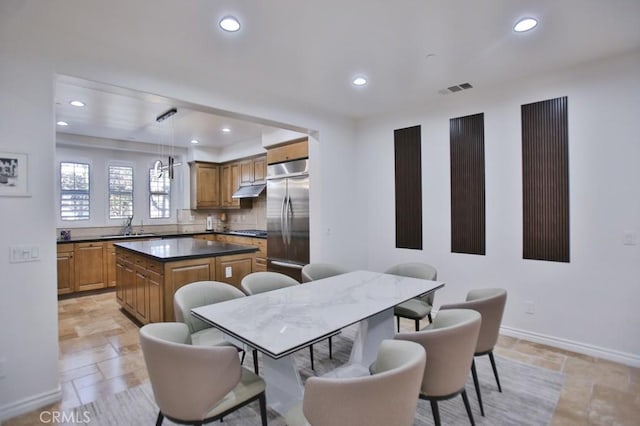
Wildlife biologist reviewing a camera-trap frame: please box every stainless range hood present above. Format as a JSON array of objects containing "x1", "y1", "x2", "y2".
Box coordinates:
[{"x1": 232, "y1": 183, "x2": 266, "y2": 199}]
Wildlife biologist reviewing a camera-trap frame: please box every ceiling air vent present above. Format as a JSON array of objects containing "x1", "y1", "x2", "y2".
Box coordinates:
[{"x1": 439, "y1": 82, "x2": 474, "y2": 95}]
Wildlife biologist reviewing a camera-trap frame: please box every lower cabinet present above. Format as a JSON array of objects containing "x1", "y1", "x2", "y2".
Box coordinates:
[
  {"x1": 115, "y1": 247, "x2": 256, "y2": 324},
  {"x1": 74, "y1": 242, "x2": 108, "y2": 292},
  {"x1": 57, "y1": 245, "x2": 75, "y2": 295}
]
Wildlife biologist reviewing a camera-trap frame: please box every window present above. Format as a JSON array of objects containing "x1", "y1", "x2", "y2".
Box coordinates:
[
  {"x1": 60, "y1": 162, "x2": 90, "y2": 221},
  {"x1": 149, "y1": 168, "x2": 170, "y2": 219},
  {"x1": 108, "y1": 165, "x2": 133, "y2": 219}
]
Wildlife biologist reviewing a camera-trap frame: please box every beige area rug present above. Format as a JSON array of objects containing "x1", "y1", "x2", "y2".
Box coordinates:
[{"x1": 69, "y1": 326, "x2": 564, "y2": 425}]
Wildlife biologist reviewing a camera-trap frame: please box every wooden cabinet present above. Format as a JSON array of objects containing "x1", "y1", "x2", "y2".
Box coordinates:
[
  {"x1": 220, "y1": 163, "x2": 241, "y2": 208},
  {"x1": 267, "y1": 138, "x2": 308, "y2": 164},
  {"x1": 222, "y1": 234, "x2": 268, "y2": 272},
  {"x1": 239, "y1": 155, "x2": 266, "y2": 185},
  {"x1": 57, "y1": 244, "x2": 75, "y2": 295},
  {"x1": 115, "y1": 243, "x2": 258, "y2": 323},
  {"x1": 215, "y1": 253, "x2": 253, "y2": 289},
  {"x1": 106, "y1": 241, "x2": 121, "y2": 288},
  {"x1": 190, "y1": 161, "x2": 221, "y2": 209},
  {"x1": 74, "y1": 242, "x2": 107, "y2": 292}
]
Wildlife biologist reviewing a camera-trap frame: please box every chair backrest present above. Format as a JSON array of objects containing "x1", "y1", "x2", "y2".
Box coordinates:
[
  {"x1": 301, "y1": 263, "x2": 349, "y2": 283},
  {"x1": 439, "y1": 288, "x2": 507, "y2": 353},
  {"x1": 396, "y1": 309, "x2": 481, "y2": 398},
  {"x1": 174, "y1": 281, "x2": 246, "y2": 334},
  {"x1": 139, "y1": 322, "x2": 241, "y2": 421},
  {"x1": 384, "y1": 262, "x2": 438, "y2": 304},
  {"x1": 241, "y1": 271, "x2": 299, "y2": 295},
  {"x1": 302, "y1": 339, "x2": 426, "y2": 426}
]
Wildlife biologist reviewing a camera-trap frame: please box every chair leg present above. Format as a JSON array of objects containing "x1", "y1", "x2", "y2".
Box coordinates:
[
  {"x1": 430, "y1": 400, "x2": 441, "y2": 426},
  {"x1": 489, "y1": 351, "x2": 502, "y2": 392},
  {"x1": 396, "y1": 316, "x2": 400, "y2": 332},
  {"x1": 414, "y1": 319, "x2": 420, "y2": 331},
  {"x1": 329, "y1": 336, "x2": 333, "y2": 359},
  {"x1": 309, "y1": 344, "x2": 315, "y2": 370},
  {"x1": 427, "y1": 312, "x2": 433, "y2": 323},
  {"x1": 471, "y1": 359, "x2": 485, "y2": 416},
  {"x1": 253, "y1": 349, "x2": 259, "y2": 375},
  {"x1": 240, "y1": 349, "x2": 246, "y2": 365},
  {"x1": 259, "y1": 392, "x2": 268, "y2": 426},
  {"x1": 461, "y1": 389, "x2": 475, "y2": 426},
  {"x1": 155, "y1": 411, "x2": 164, "y2": 426}
]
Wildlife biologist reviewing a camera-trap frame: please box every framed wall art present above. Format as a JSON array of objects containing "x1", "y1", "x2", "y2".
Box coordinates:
[{"x1": 0, "y1": 152, "x2": 30, "y2": 197}]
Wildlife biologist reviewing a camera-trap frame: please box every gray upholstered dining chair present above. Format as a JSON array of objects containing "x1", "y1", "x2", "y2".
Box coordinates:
[
  {"x1": 139, "y1": 322, "x2": 267, "y2": 426},
  {"x1": 439, "y1": 288, "x2": 508, "y2": 416},
  {"x1": 285, "y1": 339, "x2": 426, "y2": 426},
  {"x1": 396, "y1": 308, "x2": 481, "y2": 426},
  {"x1": 301, "y1": 262, "x2": 350, "y2": 282},
  {"x1": 173, "y1": 280, "x2": 247, "y2": 347},
  {"x1": 385, "y1": 262, "x2": 438, "y2": 331},
  {"x1": 240, "y1": 271, "x2": 317, "y2": 372},
  {"x1": 301, "y1": 262, "x2": 350, "y2": 360}
]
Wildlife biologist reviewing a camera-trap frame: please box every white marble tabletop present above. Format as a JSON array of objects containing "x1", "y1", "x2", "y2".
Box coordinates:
[{"x1": 191, "y1": 270, "x2": 444, "y2": 359}]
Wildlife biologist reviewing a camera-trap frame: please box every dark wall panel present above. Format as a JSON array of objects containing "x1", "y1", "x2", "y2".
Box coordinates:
[
  {"x1": 450, "y1": 113, "x2": 486, "y2": 255},
  {"x1": 394, "y1": 125, "x2": 422, "y2": 250},
  {"x1": 521, "y1": 96, "x2": 570, "y2": 262}
]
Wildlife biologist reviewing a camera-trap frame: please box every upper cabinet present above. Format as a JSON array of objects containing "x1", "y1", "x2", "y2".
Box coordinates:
[
  {"x1": 266, "y1": 138, "x2": 308, "y2": 164},
  {"x1": 240, "y1": 155, "x2": 266, "y2": 185},
  {"x1": 190, "y1": 161, "x2": 221, "y2": 209},
  {"x1": 190, "y1": 155, "x2": 266, "y2": 210}
]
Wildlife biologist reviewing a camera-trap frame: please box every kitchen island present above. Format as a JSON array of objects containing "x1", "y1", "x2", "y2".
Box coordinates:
[{"x1": 115, "y1": 238, "x2": 258, "y2": 324}]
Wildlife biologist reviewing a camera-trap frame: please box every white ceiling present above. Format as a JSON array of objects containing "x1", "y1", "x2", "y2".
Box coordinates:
[{"x1": 33, "y1": 0, "x2": 640, "y2": 148}]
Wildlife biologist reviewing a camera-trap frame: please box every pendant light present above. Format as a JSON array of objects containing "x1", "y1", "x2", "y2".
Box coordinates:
[{"x1": 154, "y1": 108, "x2": 182, "y2": 179}]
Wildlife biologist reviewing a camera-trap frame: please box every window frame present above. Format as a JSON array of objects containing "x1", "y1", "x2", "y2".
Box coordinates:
[
  {"x1": 60, "y1": 161, "x2": 91, "y2": 221},
  {"x1": 107, "y1": 164, "x2": 134, "y2": 220},
  {"x1": 148, "y1": 167, "x2": 171, "y2": 219}
]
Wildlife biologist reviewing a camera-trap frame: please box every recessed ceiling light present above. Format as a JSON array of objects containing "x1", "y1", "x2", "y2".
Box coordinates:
[
  {"x1": 56, "y1": 121, "x2": 69, "y2": 126},
  {"x1": 514, "y1": 17, "x2": 538, "y2": 32},
  {"x1": 352, "y1": 76, "x2": 367, "y2": 86},
  {"x1": 69, "y1": 100, "x2": 85, "y2": 107},
  {"x1": 190, "y1": 139, "x2": 200, "y2": 144},
  {"x1": 219, "y1": 16, "x2": 241, "y2": 32},
  {"x1": 221, "y1": 127, "x2": 231, "y2": 133}
]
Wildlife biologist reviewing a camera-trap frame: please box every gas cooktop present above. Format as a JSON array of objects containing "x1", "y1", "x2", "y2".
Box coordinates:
[{"x1": 227, "y1": 230, "x2": 267, "y2": 238}]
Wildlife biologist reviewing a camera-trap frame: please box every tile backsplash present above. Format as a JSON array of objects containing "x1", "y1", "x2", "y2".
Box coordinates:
[{"x1": 178, "y1": 193, "x2": 266, "y2": 233}]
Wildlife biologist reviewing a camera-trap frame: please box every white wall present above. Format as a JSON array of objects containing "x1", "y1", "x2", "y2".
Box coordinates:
[
  {"x1": 0, "y1": 53, "x2": 61, "y2": 417},
  {"x1": 0, "y1": 3, "x2": 362, "y2": 420},
  {"x1": 356, "y1": 51, "x2": 640, "y2": 364}
]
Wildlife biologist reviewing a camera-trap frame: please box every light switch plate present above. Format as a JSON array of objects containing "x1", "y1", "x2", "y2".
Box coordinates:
[
  {"x1": 623, "y1": 231, "x2": 637, "y2": 246},
  {"x1": 9, "y1": 245, "x2": 40, "y2": 263}
]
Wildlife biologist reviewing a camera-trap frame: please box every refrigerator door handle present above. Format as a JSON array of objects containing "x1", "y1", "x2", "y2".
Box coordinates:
[
  {"x1": 286, "y1": 194, "x2": 293, "y2": 245},
  {"x1": 280, "y1": 194, "x2": 287, "y2": 246}
]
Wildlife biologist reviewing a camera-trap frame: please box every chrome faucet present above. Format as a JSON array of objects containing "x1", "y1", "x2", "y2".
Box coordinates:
[{"x1": 123, "y1": 216, "x2": 133, "y2": 235}]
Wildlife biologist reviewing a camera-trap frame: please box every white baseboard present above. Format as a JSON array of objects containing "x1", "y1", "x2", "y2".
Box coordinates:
[
  {"x1": 0, "y1": 385, "x2": 61, "y2": 422},
  {"x1": 500, "y1": 325, "x2": 640, "y2": 368}
]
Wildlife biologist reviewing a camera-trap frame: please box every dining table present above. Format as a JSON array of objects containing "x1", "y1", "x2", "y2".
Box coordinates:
[{"x1": 191, "y1": 270, "x2": 444, "y2": 415}]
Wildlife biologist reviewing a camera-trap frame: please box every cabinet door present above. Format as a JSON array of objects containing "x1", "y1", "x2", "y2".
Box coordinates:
[
  {"x1": 115, "y1": 259, "x2": 125, "y2": 303},
  {"x1": 123, "y1": 258, "x2": 136, "y2": 312},
  {"x1": 57, "y1": 246, "x2": 75, "y2": 295},
  {"x1": 147, "y1": 269, "x2": 163, "y2": 324},
  {"x1": 134, "y1": 259, "x2": 148, "y2": 322},
  {"x1": 106, "y1": 242, "x2": 118, "y2": 288},
  {"x1": 74, "y1": 242, "x2": 107, "y2": 291},
  {"x1": 216, "y1": 255, "x2": 253, "y2": 289},
  {"x1": 240, "y1": 159, "x2": 253, "y2": 185},
  {"x1": 190, "y1": 162, "x2": 220, "y2": 209},
  {"x1": 253, "y1": 156, "x2": 266, "y2": 182}
]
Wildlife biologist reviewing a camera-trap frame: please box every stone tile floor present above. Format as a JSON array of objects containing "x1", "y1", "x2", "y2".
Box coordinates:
[{"x1": 5, "y1": 291, "x2": 640, "y2": 425}]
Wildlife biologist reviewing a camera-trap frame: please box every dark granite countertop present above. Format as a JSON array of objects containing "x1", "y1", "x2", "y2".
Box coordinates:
[
  {"x1": 57, "y1": 230, "x2": 265, "y2": 244},
  {"x1": 114, "y1": 238, "x2": 258, "y2": 262}
]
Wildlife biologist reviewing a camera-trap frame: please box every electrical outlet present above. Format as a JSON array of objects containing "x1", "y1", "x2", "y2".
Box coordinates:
[
  {"x1": 225, "y1": 266, "x2": 232, "y2": 278},
  {"x1": 525, "y1": 301, "x2": 535, "y2": 315},
  {"x1": 623, "y1": 231, "x2": 637, "y2": 246}
]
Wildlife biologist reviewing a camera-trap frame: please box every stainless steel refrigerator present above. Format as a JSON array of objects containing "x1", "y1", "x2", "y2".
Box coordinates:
[{"x1": 266, "y1": 158, "x2": 309, "y2": 282}]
